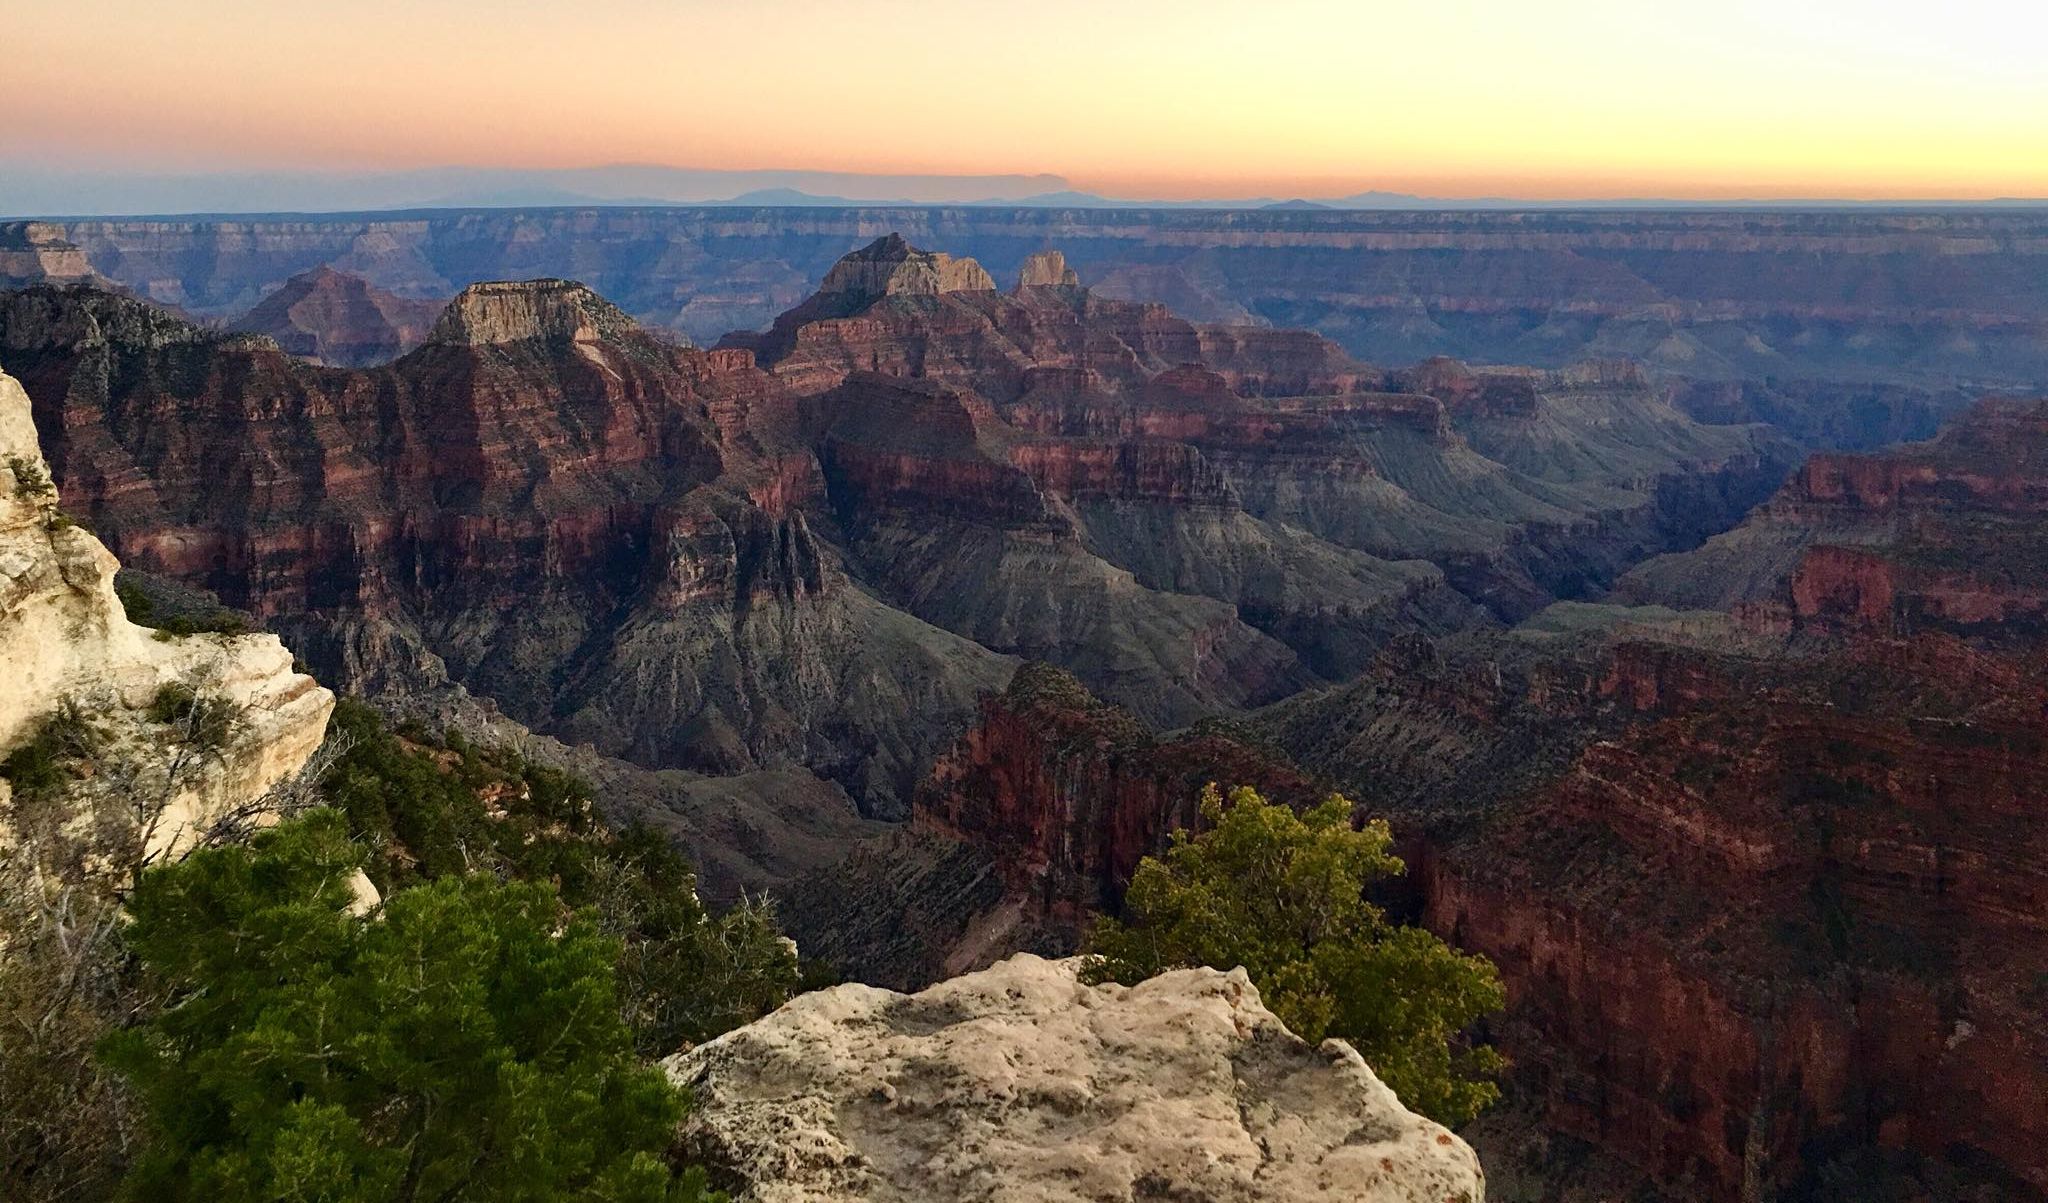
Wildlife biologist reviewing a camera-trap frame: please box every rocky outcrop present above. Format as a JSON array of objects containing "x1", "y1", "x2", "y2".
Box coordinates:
[
  {"x1": 426, "y1": 277, "x2": 646, "y2": 347},
  {"x1": 1015, "y1": 248, "x2": 1080, "y2": 289},
  {"x1": 0, "y1": 366, "x2": 332, "y2": 854},
  {"x1": 665, "y1": 953, "x2": 1485, "y2": 1203},
  {"x1": 227, "y1": 265, "x2": 442, "y2": 366},
  {"x1": 814, "y1": 233, "x2": 995, "y2": 299}
]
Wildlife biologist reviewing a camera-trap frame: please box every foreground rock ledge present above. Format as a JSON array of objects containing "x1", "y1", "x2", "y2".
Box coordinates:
[{"x1": 664, "y1": 954, "x2": 1484, "y2": 1203}]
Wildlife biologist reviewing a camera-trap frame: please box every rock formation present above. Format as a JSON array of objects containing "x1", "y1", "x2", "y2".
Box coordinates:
[
  {"x1": 665, "y1": 953, "x2": 1485, "y2": 1203},
  {"x1": 781, "y1": 664, "x2": 1322, "y2": 987},
  {"x1": 227, "y1": 265, "x2": 442, "y2": 366},
  {"x1": 1249, "y1": 406, "x2": 2048, "y2": 1200},
  {"x1": 424, "y1": 276, "x2": 644, "y2": 347},
  {"x1": 1621, "y1": 395, "x2": 2048, "y2": 635},
  {"x1": 13, "y1": 208, "x2": 2043, "y2": 443},
  {"x1": 0, "y1": 222, "x2": 100, "y2": 289},
  {"x1": 722, "y1": 239, "x2": 1784, "y2": 722},
  {"x1": 2, "y1": 247, "x2": 1784, "y2": 796},
  {"x1": 814, "y1": 232, "x2": 995, "y2": 299},
  {"x1": 1014, "y1": 248, "x2": 1080, "y2": 289},
  {"x1": 0, "y1": 366, "x2": 332, "y2": 854},
  {"x1": 0, "y1": 281, "x2": 1010, "y2": 819}
]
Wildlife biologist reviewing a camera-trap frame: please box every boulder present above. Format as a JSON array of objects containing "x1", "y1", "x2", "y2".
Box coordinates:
[{"x1": 665, "y1": 953, "x2": 1484, "y2": 1202}]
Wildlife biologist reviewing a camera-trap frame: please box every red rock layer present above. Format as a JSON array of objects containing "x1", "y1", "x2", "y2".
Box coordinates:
[
  {"x1": 1767, "y1": 399, "x2": 2048, "y2": 639},
  {"x1": 1424, "y1": 634, "x2": 2048, "y2": 1198},
  {"x1": 227, "y1": 265, "x2": 443, "y2": 366},
  {"x1": 910, "y1": 663, "x2": 1318, "y2": 928}
]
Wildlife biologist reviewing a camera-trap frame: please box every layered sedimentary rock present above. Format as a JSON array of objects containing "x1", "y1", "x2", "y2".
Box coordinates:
[
  {"x1": 1252, "y1": 455, "x2": 2048, "y2": 1202},
  {"x1": 0, "y1": 367, "x2": 332, "y2": 852},
  {"x1": 10, "y1": 207, "x2": 2043, "y2": 444},
  {"x1": 779, "y1": 664, "x2": 1321, "y2": 987},
  {"x1": 1015, "y1": 248, "x2": 1080, "y2": 289},
  {"x1": 0, "y1": 222, "x2": 100, "y2": 289},
  {"x1": 1411, "y1": 633, "x2": 2048, "y2": 1200},
  {"x1": 1621, "y1": 396, "x2": 2048, "y2": 635},
  {"x1": 727, "y1": 238, "x2": 1784, "y2": 722},
  {"x1": 912, "y1": 664, "x2": 1316, "y2": 924},
  {"x1": 813, "y1": 231, "x2": 995, "y2": 298},
  {"x1": 422, "y1": 276, "x2": 644, "y2": 346},
  {"x1": 666, "y1": 953, "x2": 1486, "y2": 1203},
  {"x1": 227, "y1": 265, "x2": 442, "y2": 366},
  {"x1": 0, "y1": 234, "x2": 1793, "y2": 804},
  {"x1": 0, "y1": 280, "x2": 1010, "y2": 818}
]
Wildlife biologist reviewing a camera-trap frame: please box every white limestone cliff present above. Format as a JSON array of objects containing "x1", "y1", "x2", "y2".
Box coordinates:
[
  {"x1": 665, "y1": 953, "x2": 1485, "y2": 1203},
  {"x1": 0, "y1": 365, "x2": 334, "y2": 858}
]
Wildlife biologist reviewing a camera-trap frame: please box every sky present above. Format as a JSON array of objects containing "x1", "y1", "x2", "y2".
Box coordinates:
[{"x1": 3, "y1": 0, "x2": 2045, "y2": 202}]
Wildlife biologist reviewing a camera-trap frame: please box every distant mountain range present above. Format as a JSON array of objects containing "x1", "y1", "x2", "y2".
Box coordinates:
[{"x1": 4, "y1": 163, "x2": 2043, "y2": 218}]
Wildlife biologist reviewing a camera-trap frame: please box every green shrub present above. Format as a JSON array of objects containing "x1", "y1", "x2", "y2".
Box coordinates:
[
  {"x1": 144, "y1": 684, "x2": 242, "y2": 753},
  {"x1": 0, "y1": 701, "x2": 104, "y2": 800},
  {"x1": 7, "y1": 454, "x2": 54, "y2": 498},
  {"x1": 318, "y1": 699, "x2": 798, "y2": 1055},
  {"x1": 1086, "y1": 784, "x2": 1506, "y2": 1126},
  {"x1": 104, "y1": 812, "x2": 716, "y2": 1202}
]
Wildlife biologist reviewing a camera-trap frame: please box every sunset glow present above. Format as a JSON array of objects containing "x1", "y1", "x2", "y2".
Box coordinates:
[{"x1": 4, "y1": 0, "x2": 2045, "y2": 200}]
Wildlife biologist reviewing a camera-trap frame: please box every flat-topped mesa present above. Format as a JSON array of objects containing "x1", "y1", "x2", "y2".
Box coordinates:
[
  {"x1": 0, "y1": 221, "x2": 99, "y2": 287},
  {"x1": 426, "y1": 278, "x2": 645, "y2": 348},
  {"x1": 816, "y1": 233, "x2": 996, "y2": 301},
  {"x1": 1014, "y1": 248, "x2": 1080, "y2": 290}
]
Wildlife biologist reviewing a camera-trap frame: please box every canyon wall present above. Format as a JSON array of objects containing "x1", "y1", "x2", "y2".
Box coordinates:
[
  {"x1": 1, "y1": 241, "x2": 1786, "y2": 801},
  {"x1": 5, "y1": 207, "x2": 2042, "y2": 443}
]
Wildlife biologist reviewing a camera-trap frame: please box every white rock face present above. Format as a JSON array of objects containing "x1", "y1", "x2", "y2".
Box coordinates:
[
  {"x1": 0, "y1": 366, "x2": 334, "y2": 856},
  {"x1": 1015, "y1": 249, "x2": 1081, "y2": 289},
  {"x1": 665, "y1": 953, "x2": 1485, "y2": 1203}
]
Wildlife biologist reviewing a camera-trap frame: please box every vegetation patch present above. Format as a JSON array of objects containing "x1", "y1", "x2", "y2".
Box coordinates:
[
  {"x1": 0, "y1": 700, "x2": 103, "y2": 800},
  {"x1": 145, "y1": 682, "x2": 243, "y2": 753},
  {"x1": 6, "y1": 454, "x2": 54, "y2": 498},
  {"x1": 1085, "y1": 783, "x2": 1506, "y2": 1126}
]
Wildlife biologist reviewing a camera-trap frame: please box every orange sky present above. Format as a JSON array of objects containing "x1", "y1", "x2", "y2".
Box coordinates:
[{"x1": 4, "y1": 0, "x2": 2045, "y2": 200}]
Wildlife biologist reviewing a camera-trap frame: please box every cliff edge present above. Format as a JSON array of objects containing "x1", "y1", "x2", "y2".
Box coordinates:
[
  {"x1": 0, "y1": 365, "x2": 333, "y2": 854},
  {"x1": 665, "y1": 953, "x2": 1484, "y2": 1202}
]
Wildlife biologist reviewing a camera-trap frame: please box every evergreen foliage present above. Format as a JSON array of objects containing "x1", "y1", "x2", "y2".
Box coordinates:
[
  {"x1": 319, "y1": 699, "x2": 800, "y2": 1055},
  {"x1": 1085, "y1": 784, "x2": 1506, "y2": 1126},
  {"x1": 104, "y1": 812, "x2": 713, "y2": 1202}
]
